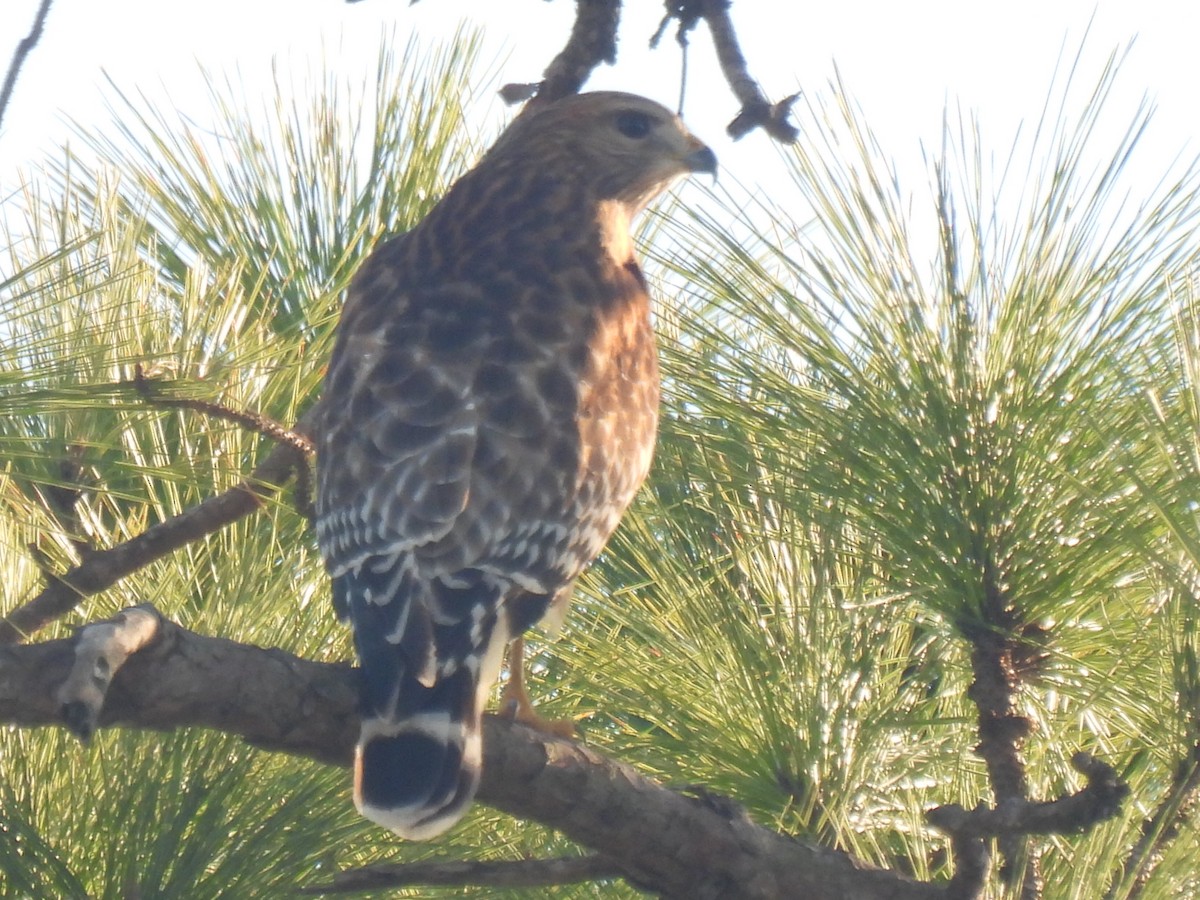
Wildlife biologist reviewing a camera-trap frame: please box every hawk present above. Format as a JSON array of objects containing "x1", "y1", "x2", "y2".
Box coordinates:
[{"x1": 315, "y1": 91, "x2": 716, "y2": 839}]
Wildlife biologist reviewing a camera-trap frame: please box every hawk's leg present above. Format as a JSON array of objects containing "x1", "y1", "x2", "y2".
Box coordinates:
[{"x1": 499, "y1": 636, "x2": 577, "y2": 739}]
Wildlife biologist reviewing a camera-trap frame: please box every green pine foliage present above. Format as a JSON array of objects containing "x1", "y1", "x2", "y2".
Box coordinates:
[{"x1": 3, "y1": 33, "x2": 1200, "y2": 899}]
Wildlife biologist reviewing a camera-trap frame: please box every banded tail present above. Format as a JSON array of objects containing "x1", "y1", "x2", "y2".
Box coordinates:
[{"x1": 335, "y1": 560, "x2": 510, "y2": 840}]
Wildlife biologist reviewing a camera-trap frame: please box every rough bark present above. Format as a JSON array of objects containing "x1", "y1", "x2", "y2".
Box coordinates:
[{"x1": 0, "y1": 617, "x2": 944, "y2": 899}]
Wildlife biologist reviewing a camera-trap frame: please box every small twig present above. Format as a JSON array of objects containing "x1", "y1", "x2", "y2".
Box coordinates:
[
  {"x1": 508, "y1": 0, "x2": 622, "y2": 108},
  {"x1": 0, "y1": 407, "x2": 318, "y2": 645},
  {"x1": 302, "y1": 854, "x2": 626, "y2": 895},
  {"x1": 133, "y1": 365, "x2": 314, "y2": 456},
  {"x1": 649, "y1": 3, "x2": 699, "y2": 118},
  {"x1": 0, "y1": 0, "x2": 53, "y2": 131},
  {"x1": 135, "y1": 364, "x2": 316, "y2": 519}
]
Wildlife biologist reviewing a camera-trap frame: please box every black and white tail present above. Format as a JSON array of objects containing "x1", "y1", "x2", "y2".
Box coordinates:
[{"x1": 334, "y1": 560, "x2": 510, "y2": 840}]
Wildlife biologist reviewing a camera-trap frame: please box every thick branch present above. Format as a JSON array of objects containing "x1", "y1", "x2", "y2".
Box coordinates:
[
  {"x1": 962, "y1": 555, "x2": 1042, "y2": 895},
  {"x1": 0, "y1": 408, "x2": 317, "y2": 645},
  {"x1": 56, "y1": 605, "x2": 162, "y2": 740},
  {"x1": 0, "y1": 617, "x2": 944, "y2": 900},
  {"x1": 0, "y1": 615, "x2": 358, "y2": 765},
  {"x1": 302, "y1": 854, "x2": 624, "y2": 894},
  {"x1": 519, "y1": 0, "x2": 621, "y2": 107},
  {"x1": 927, "y1": 753, "x2": 1128, "y2": 841}
]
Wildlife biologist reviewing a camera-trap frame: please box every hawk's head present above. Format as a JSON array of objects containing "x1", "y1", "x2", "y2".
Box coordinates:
[{"x1": 489, "y1": 91, "x2": 717, "y2": 214}]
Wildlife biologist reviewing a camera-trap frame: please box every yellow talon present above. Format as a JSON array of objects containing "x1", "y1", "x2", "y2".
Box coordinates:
[{"x1": 500, "y1": 636, "x2": 578, "y2": 739}]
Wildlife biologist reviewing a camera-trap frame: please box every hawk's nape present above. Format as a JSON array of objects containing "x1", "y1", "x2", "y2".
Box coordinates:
[{"x1": 315, "y1": 91, "x2": 716, "y2": 840}]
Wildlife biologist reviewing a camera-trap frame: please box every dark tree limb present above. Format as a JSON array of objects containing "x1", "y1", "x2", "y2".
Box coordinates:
[
  {"x1": 0, "y1": 609, "x2": 358, "y2": 765},
  {"x1": 0, "y1": 407, "x2": 317, "y2": 646},
  {"x1": 650, "y1": 0, "x2": 802, "y2": 142},
  {"x1": 0, "y1": 612, "x2": 946, "y2": 900},
  {"x1": 688, "y1": 0, "x2": 799, "y2": 141},
  {"x1": 0, "y1": 0, "x2": 53, "y2": 131},
  {"x1": 301, "y1": 854, "x2": 625, "y2": 895},
  {"x1": 927, "y1": 753, "x2": 1128, "y2": 841},
  {"x1": 494, "y1": 0, "x2": 799, "y2": 144},
  {"x1": 506, "y1": 0, "x2": 622, "y2": 108},
  {"x1": 959, "y1": 553, "x2": 1051, "y2": 896},
  {"x1": 942, "y1": 831, "x2": 989, "y2": 900},
  {"x1": 964, "y1": 608, "x2": 1034, "y2": 893}
]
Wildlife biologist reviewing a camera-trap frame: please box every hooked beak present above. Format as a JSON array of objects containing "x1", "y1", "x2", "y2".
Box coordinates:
[{"x1": 684, "y1": 141, "x2": 719, "y2": 178}]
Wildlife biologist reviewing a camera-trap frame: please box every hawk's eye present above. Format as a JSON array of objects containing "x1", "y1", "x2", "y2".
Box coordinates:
[{"x1": 615, "y1": 110, "x2": 653, "y2": 139}]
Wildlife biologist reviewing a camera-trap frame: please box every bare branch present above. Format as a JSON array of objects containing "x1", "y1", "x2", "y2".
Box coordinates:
[
  {"x1": 133, "y1": 367, "x2": 315, "y2": 456},
  {"x1": 927, "y1": 753, "x2": 1129, "y2": 840},
  {"x1": 0, "y1": 613, "x2": 944, "y2": 900},
  {"x1": 943, "y1": 831, "x2": 989, "y2": 900},
  {"x1": 0, "y1": 611, "x2": 358, "y2": 765},
  {"x1": 0, "y1": 408, "x2": 317, "y2": 646},
  {"x1": 447, "y1": 0, "x2": 804, "y2": 145},
  {"x1": 692, "y1": 0, "x2": 799, "y2": 142},
  {"x1": 302, "y1": 854, "x2": 624, "y2": 894},
  {"x1": 132, "y1": 369, "x2": 316, "y2": 518},
  {"x1": 957, "y1": 552, "x2": 1044, "y2": 895},
  {"x1": 0, "y1": 0, "x2": 53, "y2": 131},
  {"x1": 511, "y1": 0, "x2": 622, "y2": 108}
]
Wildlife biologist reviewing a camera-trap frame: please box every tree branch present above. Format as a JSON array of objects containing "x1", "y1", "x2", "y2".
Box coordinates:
[
  {"x1": 0, "y1": 407, "x2": 317, "y2": 646},
  {"x1": 301, "y1": 854, "x2": 625, "y2": 894},
  {"x1": 927, "y1": 753, "x2": 1128, "y2": 841},
  {"x1": 691, "y1": 0, "x2": 799, "y2": 142},
  {"x1": 132, "y1": 370, "x2": 316, "y2": 519},
  {"x1": 0, "y1": 611, "x2": 946, "y2": 900},
  {"x1": 0, "y1": 0, "x2": 53, "y2": 131},
  {"x1": 132, "y1": 367, "x2": 316, "y2": 457},
  {"x1": 55, "y1": 604, "x2": 163, "y2": 741},
  {"x1": 507, "y1": 0, "x2": 622, "y2": 108},
  {"x1": 960, "y1": 553, "x2": 1049, "y2": 895}
]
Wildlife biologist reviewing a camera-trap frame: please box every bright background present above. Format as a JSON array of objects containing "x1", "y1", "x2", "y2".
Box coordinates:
[
  {"x1": 0, "y1": 3, "x2": 1195, "y2": 178},
  {"x1": 1, "y1": 1, "x2": 1197, "y2": 232}
]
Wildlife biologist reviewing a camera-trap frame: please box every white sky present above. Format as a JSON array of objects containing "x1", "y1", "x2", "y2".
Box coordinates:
[{"x1": 0, "y1": 0, "x2": 1197, "y2": 233}]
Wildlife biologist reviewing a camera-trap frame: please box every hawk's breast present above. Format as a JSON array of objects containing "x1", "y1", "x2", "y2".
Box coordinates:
[{"x1": 559, "y1": 258, "x2": 660, "y2": 577}]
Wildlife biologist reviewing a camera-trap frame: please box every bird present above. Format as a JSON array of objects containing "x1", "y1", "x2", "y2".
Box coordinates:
[{"x1": 314, "y1": 91, "x2": 716, "y2": 840}]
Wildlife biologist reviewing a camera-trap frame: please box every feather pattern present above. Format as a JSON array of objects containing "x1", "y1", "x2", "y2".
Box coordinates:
[{"x1": 315, "y1": 91, "x2": 715, "y2": 838}]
